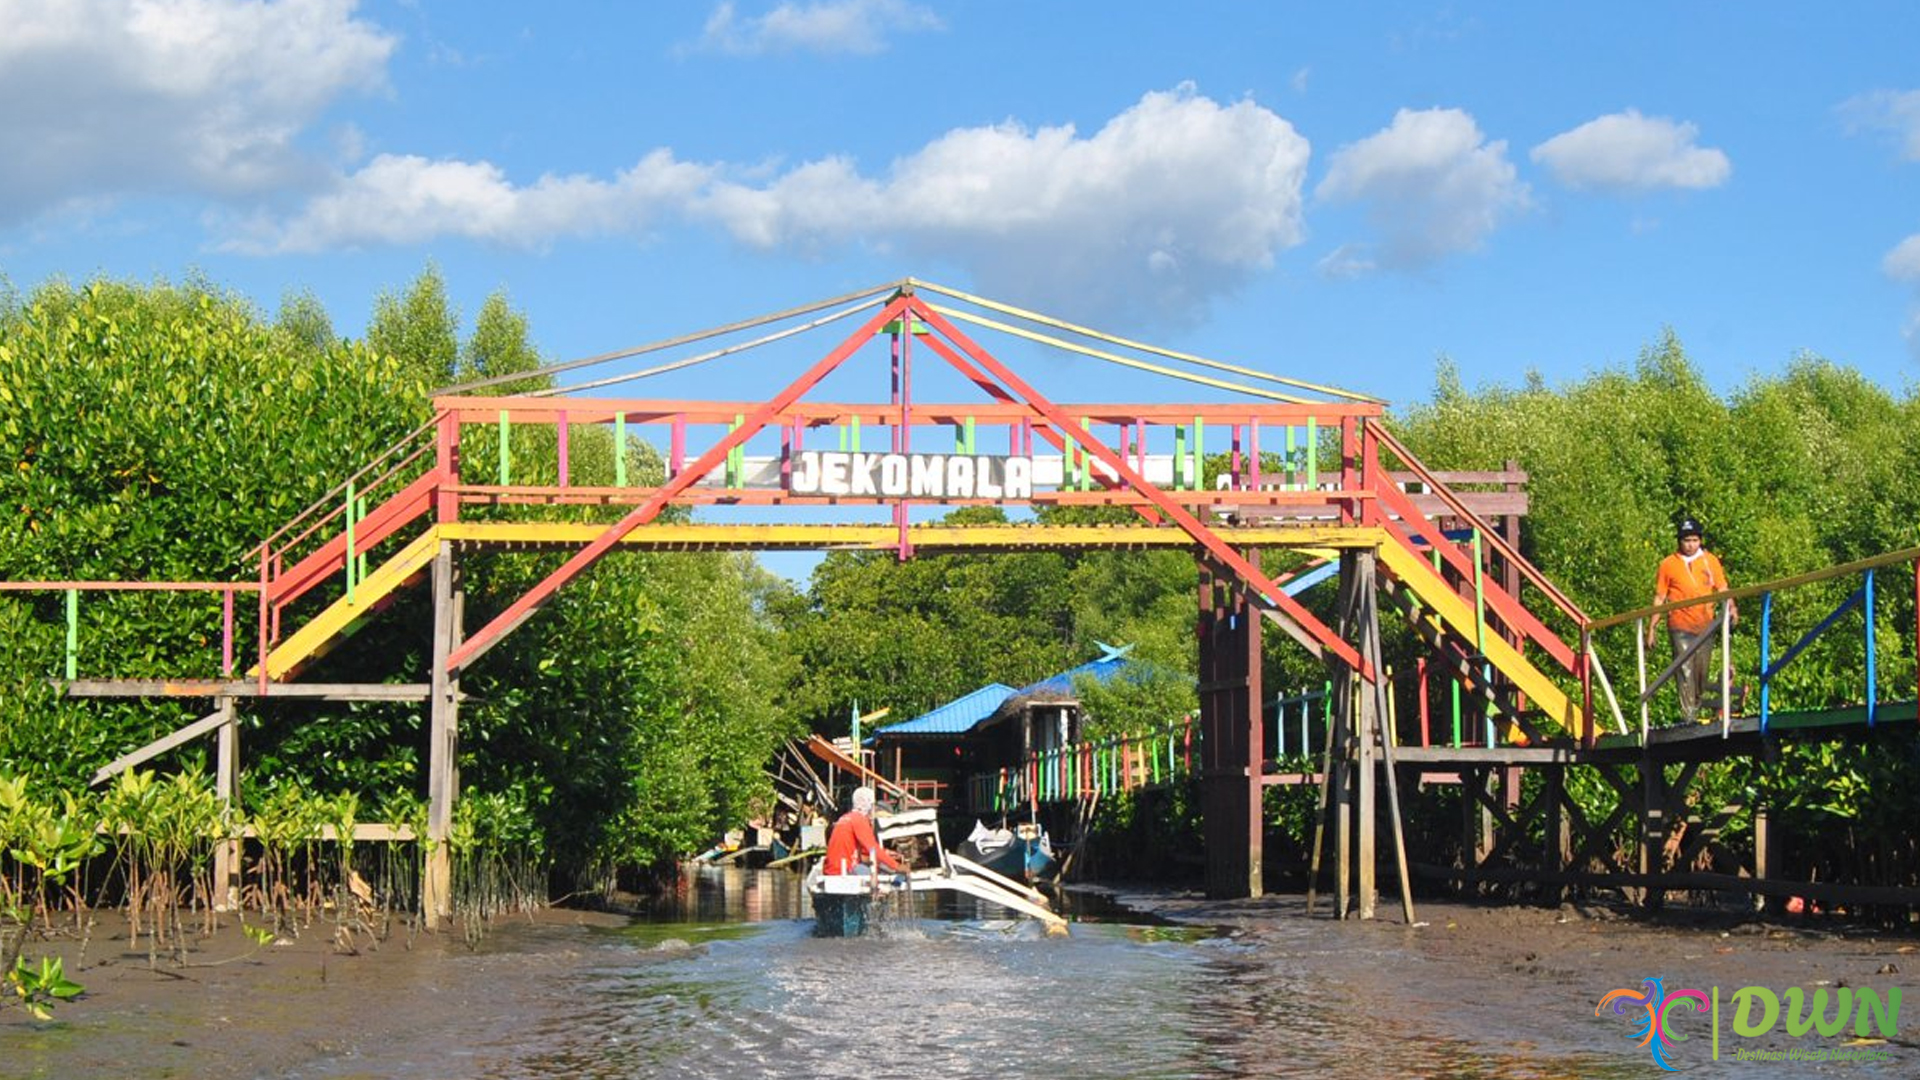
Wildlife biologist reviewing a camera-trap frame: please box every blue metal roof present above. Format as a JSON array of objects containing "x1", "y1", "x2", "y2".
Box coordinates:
[
  {"x1": 1014, "y1": 641, "x2": 1145, "y2": 697},
  {"x1": 874, "y1": 682, "x2": 1017, "y2": 739},
  {"x1": 1014, "y1": 654, "x2": 1135, "y2": 697}
]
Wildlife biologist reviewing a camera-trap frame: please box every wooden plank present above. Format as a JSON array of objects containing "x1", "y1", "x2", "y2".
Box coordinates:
[
  {"x1": 254, "y1": 527, "x2": 442, "y2": 680},
  {"x1": 93, "y1": 708, "x2": 231, "y2": 785},
  {"x1": 64, "y1": 680, "x2": 437, "y2": 701},
  {"x1": 1410, "y1": 862, "x2": 1920, "y2": 909},
  {"x1": 802, "y1": 734, "x2": 916, "y2": 803},
  {"x1": 437, "y1": 520, "x2": 1388, "y2": 551}
]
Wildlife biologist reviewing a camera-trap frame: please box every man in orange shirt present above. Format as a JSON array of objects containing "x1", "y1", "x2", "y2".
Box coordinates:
[
  {"x1": 1649, "y1": 516, "x2": 1735, "y2": 720},
  {"x1": 823, "y1": 786, "x2": 904, "y2": 877}
]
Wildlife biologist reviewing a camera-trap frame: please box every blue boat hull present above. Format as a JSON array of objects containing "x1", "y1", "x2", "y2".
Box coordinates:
[{"x1": 812, "y1": 891, "x2": 870, "y2": 937}]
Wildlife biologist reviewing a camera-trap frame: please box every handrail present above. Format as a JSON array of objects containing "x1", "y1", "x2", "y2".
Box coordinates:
[
  {"x1": 1591, "y1": 541, "x2": 1920, "y2": 633},
  {"x1": 262, "y1": 413, "x2": 443, "y2": 549},
  {"x1": 1365, "y1": 419, "x2": 1589, "y2": 626},
  {"x1": 434, "y1": 281, "x2": 904, "y2": 396}
]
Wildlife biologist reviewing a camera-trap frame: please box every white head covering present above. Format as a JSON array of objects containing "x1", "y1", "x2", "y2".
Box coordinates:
[{"x1": 852, "y1": 786, "x2": 875, "y2": 813}]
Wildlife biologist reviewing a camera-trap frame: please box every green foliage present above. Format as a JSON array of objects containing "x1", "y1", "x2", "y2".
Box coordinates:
[
  {"x1": 0, "y1": 276, "x2": 435, "y2": 791},
  {"x1": 7, "y1": 954, "x2": 83, "y2": 1019},
  {"x1": 787, "y1": 504, "x2": 1201, "y2": 737},
  {"x1": 367, "y1": 263, "x2": 460, "y2": 387},
  {"x1": 1393, "y1": 336, "x2": 1919, "y2": 718},
  {"x1": 0, "y1": 270, "x2": 811, "y2": 894}
]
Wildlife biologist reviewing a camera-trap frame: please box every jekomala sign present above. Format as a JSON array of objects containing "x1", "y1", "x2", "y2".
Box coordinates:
[{"x1": 787, "y1": 451, "x2": 1034, "y2": 501}]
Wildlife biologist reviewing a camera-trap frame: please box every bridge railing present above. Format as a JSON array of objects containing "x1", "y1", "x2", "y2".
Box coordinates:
[
  {"x1": 966, "y1": 717, "x2": 1199, "y2": 813},
  {"x1": 1587, "y1": 544, "x2": 1920, "y2": 740}
]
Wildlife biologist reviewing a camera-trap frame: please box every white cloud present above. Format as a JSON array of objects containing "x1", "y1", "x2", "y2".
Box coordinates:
[
  {"x1": 227, "y1": 150, "x2": 713, "y2": 253},
  {"x1": 1890, "y1": 233, "x2": 1920, "y2": 358},
  {"x1": 693, "y1": 84, "x2": 1313, "y2": 324},
  {"x1": 1840, "y1": 90, "x2": 1920, "y2": 161},
  {"x1": 0, "y1": 0, "x2": 394, "y2": 227},
  {"x1": 1531, "y1": 109, "x2": 1731, "y2": 193},
  {"x1": 1314, "y1": 107, "x2": 1527, "y2": 272},
  {"x1": 694, "y1": 0, "x2": 944, "y2": 57},
  {"x1": 228, "y1": 84, "x2": 1310, "y2": 324},
  {"x1": 1887, "y1": 234, "x2": 1920, "y2": 281}
]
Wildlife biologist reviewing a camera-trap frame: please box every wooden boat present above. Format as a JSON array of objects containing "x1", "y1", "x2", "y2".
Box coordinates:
[{"x1": 805, "y1": 807, "x2": 1066, "y2": 937}]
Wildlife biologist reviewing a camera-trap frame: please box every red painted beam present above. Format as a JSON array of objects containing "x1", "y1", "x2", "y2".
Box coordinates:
[
  {"x1": 911, "y1": 299, "x2": 1369, "y2": 677},
  {"x1": 1368, "y1": 477, "x2": 1576, "y2": 672},
  {"x1": 917, "y1": 334, "x2": 1164, "y2": 525},
  {"x1": 444, "y1": 294, "x2": 914, "y2": 674},
  {"x1": 269, "y1": 469, "x2": 438, "y2": 609}
]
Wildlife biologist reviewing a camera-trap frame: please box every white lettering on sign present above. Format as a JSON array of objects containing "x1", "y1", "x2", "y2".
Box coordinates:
[{"x1": 789, "y1": 451, "x2": 1034, "y2": 500}]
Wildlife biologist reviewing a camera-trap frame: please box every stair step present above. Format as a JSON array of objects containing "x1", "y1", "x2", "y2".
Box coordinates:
[{"x1": 250, "y1": 527, "x2": 441, "y2": 681}]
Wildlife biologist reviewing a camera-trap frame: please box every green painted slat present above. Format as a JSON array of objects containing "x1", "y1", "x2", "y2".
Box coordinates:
[
  {"x1": 614, "y1": 413, "x2": 628, "y2": 487},
  {"x1": 727, "y1": 414, "x2": 744, "y2": 488},
  {"x1": 345, "y1": 478, "x2": 357, "y2": 605},
  {"x1": 497, "y1": 410, "x2": 511, "y2": 486},
  {"x1": 1192, "y1": 416, "x2": 1204, "y2": 490},
  {"x1": 1306, "y1": 418, "x2": 1318, "y2": 488}
]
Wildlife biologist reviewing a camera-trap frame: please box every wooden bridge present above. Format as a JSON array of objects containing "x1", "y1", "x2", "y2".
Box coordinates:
[{"x1": 11, "y1": 278, "x2": 1917, "y2": 922}]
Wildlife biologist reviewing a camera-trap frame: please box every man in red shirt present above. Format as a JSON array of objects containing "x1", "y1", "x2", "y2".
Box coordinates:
[
  {"x1": 823, "y1": 786, "x2": 904, "y2": 876},
  {"x1": 1649, "y1": 516, "x2": 1735, "y2": 720}
]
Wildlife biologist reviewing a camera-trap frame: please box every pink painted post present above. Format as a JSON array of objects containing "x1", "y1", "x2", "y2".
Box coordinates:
[
  {"x1": 256, "y1": 543, "x2": 270, "y2": 696},
  {"x1": 557, "y1": 411, "x2": 570, "y2": 488},
  {"x1": 222, "y1": 587, "x2": 234, "y2": 677},
  {"x1": 669, "y1": 415, "x2": 686, "y2": 478},
  {"x1": 1417, "y1": 657, "x2": 1430, "y2": 747},
  {"x1": 896, "y1": 321, "x2": 913, "y2": 560},
  {"x1": 1231, "y1": 424, "x2": 1242, "y2": 490},
  {"x1": 1250, "y1": 419, "x2": 1262, "y2": 490},
  {"x1": 435, "y1": 410, "x2": 461, "y2": 523}
]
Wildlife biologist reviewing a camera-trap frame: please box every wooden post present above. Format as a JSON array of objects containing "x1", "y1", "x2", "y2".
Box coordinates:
[
  {"x1": 1460, "y1": 766, "x2": 1482, "y2": 894},
  {"x1": 1477, "y1": 771, "x2": 1497, "y2": 867},
  {"x1": 1355, "y1": 553, "x2": 1377, "y2": 920},
  {"x1": 1543, "y1": 765, "x2": 1568, "y2": 903},
  {"x1": 213, "y1": 695, "x2": 240, "y2": 912},
  {"x1": 1640, "y1": 760, "x2": 1668, "y2": 911},
  {"x1": 1753, "y1": 807, "x2": 1775, "y2": 914},
  {"x1": 424, "y1": 542, "x2": 462, "y2": 927},
  {"x1": 1244, "y1": 550, "x2": 1264, "y2": 900},
  {"x1": 1196, "y1": 556, "x2": 1264, "y2": 899}
]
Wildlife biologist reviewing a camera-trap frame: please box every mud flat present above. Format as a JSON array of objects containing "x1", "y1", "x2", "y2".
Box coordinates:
[
  {"x1": 1107, "y1": 887, "x2": 1920, "y2": 1072},
  {"x1": 1, "y1": 907, "x2": 632, "y2": 1079}
]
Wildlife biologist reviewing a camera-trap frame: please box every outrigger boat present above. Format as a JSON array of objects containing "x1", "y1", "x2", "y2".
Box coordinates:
[{"x1": 805, "y1": 806, "x2": 1067, "y2": 937}]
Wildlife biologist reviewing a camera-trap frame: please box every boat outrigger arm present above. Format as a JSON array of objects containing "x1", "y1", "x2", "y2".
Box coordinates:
[{"x1": 812, "y1": 807, "x2": 1069, "y2": 935}]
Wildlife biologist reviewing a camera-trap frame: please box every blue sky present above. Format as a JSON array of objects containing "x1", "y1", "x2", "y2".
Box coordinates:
[{"x1": 3, "y1": 0, "x2": 1918, "y2": 410}]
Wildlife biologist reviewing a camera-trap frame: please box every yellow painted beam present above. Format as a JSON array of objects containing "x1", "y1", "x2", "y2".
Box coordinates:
[
  {"x1": 251, "y1": 528, "x2": 442, "y2": 680},
  {"x1": 1376, "y1": 540, "x2": 1585, "y2": 739},
  {"x1": 437, "y1": 521, "x2": 1390, "y2": 551}
]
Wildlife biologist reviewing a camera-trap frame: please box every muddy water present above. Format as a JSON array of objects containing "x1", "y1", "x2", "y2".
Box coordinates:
[{"x1": 4, "y1": 868, "x2": 1910, "y2": 1078}]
